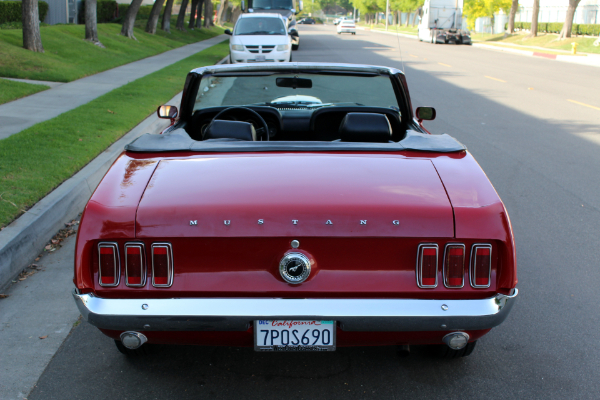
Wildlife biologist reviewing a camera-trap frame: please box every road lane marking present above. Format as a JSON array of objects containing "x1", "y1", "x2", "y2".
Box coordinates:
[
  {"x1": 485, "y1": 76, "x2": 506, "y2": 83},
  {"x1": 409, "y1": 54, "x2": 418, "y2": 58},
  {"x1": 568, "y1": 99, "x2": 600, "y2": 111},
  {"x1": 438, "y1": 63, "x2": 452, "y2": 67}
]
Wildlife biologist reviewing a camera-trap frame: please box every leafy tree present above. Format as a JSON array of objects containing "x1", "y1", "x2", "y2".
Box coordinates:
[
  {"x1": 85, "y1": 0, "x2": 102, "y2": 44},
  {"x1": 162, "y1": 0, "x2": 176, "y2": 32},
  {"x1": 22, "y1": 0, "x2": 44, "y2": 52},
  {"x1": 189, "y1": 0, "x2": 200, "y2": 28},
  {"x1": 507, "y1": 0, "x2": 518, "y2": 33},
  {"x1": 528, "y1": 0, "x2": 539, "y2": 37},
  {"x1": 176, "y1": 0, "x2": 190, "y2": 30},
  {"x1": 463, "y1": 0, "x2": 510, "y2": 31},
  {"x1": 558, "y1": 0, "x2": 581, "y2": 39}
]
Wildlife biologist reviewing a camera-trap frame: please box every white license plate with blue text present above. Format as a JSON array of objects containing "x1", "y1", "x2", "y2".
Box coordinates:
[{"x1": 254, "y1": 320, "x2": 336, "y2": 351}]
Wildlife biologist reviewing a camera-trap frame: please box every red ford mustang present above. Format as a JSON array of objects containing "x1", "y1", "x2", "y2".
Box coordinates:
[{"x1": 72, "y1": 63, "x2": 518, "y2": 358}]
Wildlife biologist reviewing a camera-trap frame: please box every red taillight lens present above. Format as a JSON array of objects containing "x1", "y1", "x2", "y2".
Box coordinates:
[
  {"x1": 444, "y1": 245, "x2": 465, "y2": 288},
  {"x1": 417, "y1": 244, "x2": 438, "y2": 288},
  {"x1": 98, "y1": 243, "x2": 119, "y2": 287},
  {"x1": 471, "y1": 245, "x2": 492, "y2": 288},
  {"x1": 125, "y1": 243, "x2": 145, "y2": 287},
  {"x1": 152, "y1": 243, "x2": 173, "y2": 287}
]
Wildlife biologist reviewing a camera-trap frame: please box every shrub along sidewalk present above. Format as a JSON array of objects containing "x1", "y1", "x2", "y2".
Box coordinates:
[
  {"x1": 0, "y1": 23, "x2": 224, "y2": 82},
  {"x1": 0, "y1": 42, "x2": 229, "y2": 228},
  {"x1": 477, "y1": 32, "x2": 600, "y2": 55},
  {"x1": 0, "y1": 79, "x2": 49, "y2": 105}
]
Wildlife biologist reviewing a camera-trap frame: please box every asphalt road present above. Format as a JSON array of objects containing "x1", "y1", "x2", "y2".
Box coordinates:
[{"x1": 29, "y1": 25, "x2": 600, "y2": 400}]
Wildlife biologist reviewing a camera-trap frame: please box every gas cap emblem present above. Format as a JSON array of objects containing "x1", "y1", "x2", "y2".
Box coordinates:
[{"x1": 279, "y1": 253, "x2": 311, "y2": 284}]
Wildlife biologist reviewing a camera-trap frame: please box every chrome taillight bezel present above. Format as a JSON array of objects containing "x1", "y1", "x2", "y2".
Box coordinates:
[
  {"x1": 470, "y1": 244, "x2": 492, "y2": 288},
  {"x1": 98, "y1": 242, "x2": 120, "y2": 287},
  {"x1": 443, "y1": 243, "x2": 466, "y2": 289},
  {"x1": 151, "y1": 242, "x2": 174, "y2": 288},
  {"x1": 416, "y1": 243, "x2": 439, "y2": 288},
  {"x1": 125, "y1": 242, "x2": 146, "y2": 287}
]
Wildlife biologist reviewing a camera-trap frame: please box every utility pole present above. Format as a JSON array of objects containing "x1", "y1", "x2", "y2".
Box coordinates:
[{"x1": 385, "y1": 0, "x2": 389, "y2": 31}]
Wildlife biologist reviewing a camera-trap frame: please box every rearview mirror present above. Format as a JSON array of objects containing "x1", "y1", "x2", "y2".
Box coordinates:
[
  {"x1": 276, "y1": 77, "x2": 312, "y2": 89},
  {"x1": 415, "y1": 107, "x2": 436, "y2": 121},
  {"x1": 157, "y1": 105, "x2": 178, "y2": 120},
  {"x1": 289, "y1": 28, "x2": 299, "y2": 37},
  {"x1": 224, "y1": 29, "x2": 232, "y2": 35}
]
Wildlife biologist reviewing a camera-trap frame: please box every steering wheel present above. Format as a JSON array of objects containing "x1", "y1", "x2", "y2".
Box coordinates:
[{"x1": 210, "y1": 107, "x2": 270, "y2": 141}]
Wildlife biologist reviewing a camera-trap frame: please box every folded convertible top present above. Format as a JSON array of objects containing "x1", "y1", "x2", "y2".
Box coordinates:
[{"x1": 125, "y1": 129, "x2": 467, "y2": 153}]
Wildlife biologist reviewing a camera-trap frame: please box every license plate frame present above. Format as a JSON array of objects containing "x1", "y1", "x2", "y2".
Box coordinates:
[
  {"x1": 255, "y1": 55, "x2": 266, "y2": 62},
  {"x1": 254, "y1": 320, "x2": 336, "y2": 352}
]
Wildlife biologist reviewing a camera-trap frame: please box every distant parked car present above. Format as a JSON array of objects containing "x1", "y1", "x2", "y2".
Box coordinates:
[
  {"x1": 224, "y1": 13, "x2": 294, "y2": 63},
  {"x1": 337, "y1": 19, "x2": 356, "y2": 35},
  {"x1": 298, "y1": 17, "x2": 315, "y2": 24},
  {"x1": 334, "y1": 16, "x2": 347, "y2": 25}
]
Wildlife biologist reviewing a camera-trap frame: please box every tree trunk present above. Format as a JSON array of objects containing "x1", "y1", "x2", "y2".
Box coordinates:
[
  {"x1": 528, "y1": 0, "x2": 539, "y2": 37},
  {"x1": 204, "y1": 0, "x2": 213, "y2": 28},
  {"x1": 405, "y1": 11, "x2": 411, "y2": 27},
  {"x1": 176, "y1": 0, "x2": 190, "y2": 30},
  {"x1": 22, "y1": 0, "x2": 44, "y2": 52},
  {"x1": 558, "y1": 0, "x2": 581, "y2": 39},
  {"x1": 411, "y1": 9, "x2": 418, "y2": 26},
  {"x1": 217, "y1": 0, "x2": 228, "y2": 25},
  {"x1": 84, "y1": 0, "x2": 101, "y2": 44},
  {"x1": 162, "y1": 0, "x2": 175, "y2": 32},
  {"x1": 146, "y1": 0, "x2": 165, "y2": 34},
  {"x1": 231, "y1": 5, "x2": 241, "y2": 24},
  {"x1": 121, "y1": 0, "x2": 144, "y2": 38},
  {"x1": 189, "y1": 0, "x2": 199, "y2": 28},
  {"x1": 507, "y1": 0, "x2": 518, "y2": 33},
  {"x1": 196, "y1": 0, "x2": 205, "y2": 27}
]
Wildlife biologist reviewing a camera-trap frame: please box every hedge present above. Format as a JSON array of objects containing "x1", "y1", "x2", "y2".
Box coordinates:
[
  {"x1": 507, "y1": 21, "x2": 600, "y2": 36},
  {"x1": 0, "y1": 1, "x2": 48, "y2": 24}
]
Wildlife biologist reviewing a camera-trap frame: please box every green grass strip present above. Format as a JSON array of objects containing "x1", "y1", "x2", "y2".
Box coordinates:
[
  {"x1": 0, "y1": 41, "x2": 229, "y2": 228},
  {"x1": 0, "y1": 78, "x2": 49, "y2": 105},
  {"x1": 0, "y1": 23, "x2": 224, "y2": 82}
]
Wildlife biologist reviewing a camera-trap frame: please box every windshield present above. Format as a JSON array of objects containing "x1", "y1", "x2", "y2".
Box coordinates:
[
  {"x1": 194, "y1": 73, "x2": 400, "y2": 111},
  {"x1": 234, "y1": 17, "x2": 286, "y2": 35},
  {"x1": 252, "y1": 0, "x2": 293, "y2": 10}
]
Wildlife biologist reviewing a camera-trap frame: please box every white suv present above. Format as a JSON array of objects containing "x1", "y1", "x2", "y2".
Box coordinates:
[{"x1": 226, "y1": 13, "x2": 293, "y2": 63}]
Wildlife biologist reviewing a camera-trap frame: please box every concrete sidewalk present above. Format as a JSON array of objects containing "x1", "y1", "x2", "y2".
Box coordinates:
[{"x1": 0, "y1": 34, "x2": 226, "y2": 140}]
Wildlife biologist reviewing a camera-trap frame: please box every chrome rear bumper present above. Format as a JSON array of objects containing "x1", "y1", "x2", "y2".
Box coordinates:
[{"x1": 72, "y1": 289, "x2": 517, "y2": 332}]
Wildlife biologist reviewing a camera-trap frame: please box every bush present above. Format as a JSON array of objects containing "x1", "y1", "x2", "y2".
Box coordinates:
[
  {"x1": 508, "y1": 21, "x2": 599, "y2": 36},
  {"x1": 0, "y1": 1, "x2": 48, "y2": 24},
  {"x1": 80, "y1": 1, "x2": 119, "y2": 24}
]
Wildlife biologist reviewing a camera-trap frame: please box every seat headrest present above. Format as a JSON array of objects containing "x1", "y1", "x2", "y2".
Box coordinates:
[
  {"x1": 339, "y1": 113, "x2": 392, "y2": 143},
  {"x1": 203, "y1": 120, "x2": 256, "y2": 141}
]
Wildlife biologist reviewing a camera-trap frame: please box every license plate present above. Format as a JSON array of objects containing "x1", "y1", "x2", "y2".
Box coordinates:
[
  {"x1": 256, "y1": 55, "x2": 266, "y2": 62},
  {"x1": 254, "y1": 320, "x2": 336, "y2": 351}
]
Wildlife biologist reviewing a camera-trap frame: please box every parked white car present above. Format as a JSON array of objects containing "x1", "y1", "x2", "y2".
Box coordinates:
[
  {"x1": 225, "y1": 13, "x2": 294, "y2": 63},
  {"x1": 337, "y1": 19, "x2": 356, "y2": 35}
]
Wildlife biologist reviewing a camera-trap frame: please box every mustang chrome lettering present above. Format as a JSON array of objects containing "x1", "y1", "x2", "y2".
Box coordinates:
[
  {"x1": 258, "y1": 219, "x2": 264, "y2": 224},
  {"x1": 224, "y1": 220, "x2": 231, "y2": 225},
  {"x1": 360, "y1": 220, "x2": 367, "y2": 224},
  {"x1": 292, "y1": 220, "x2": 298, "y2": 225},
  {"x1": 190, "y1": 220, "x2": 197, "y2": 226},
  {"x1": 393, "y1": 220, "x2": 400, "y2": 225},
  {"x1": 326, "y1": 220, "x2": 333, "y2": 225}
]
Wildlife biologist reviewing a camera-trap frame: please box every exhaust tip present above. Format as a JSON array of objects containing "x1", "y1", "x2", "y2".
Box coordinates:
[
  {"x1": 120, "y1": 331, "x2": 148, "y2": 349},
  {"x1": 442, "y1": 332, "x2": 470, "y2": 350}
]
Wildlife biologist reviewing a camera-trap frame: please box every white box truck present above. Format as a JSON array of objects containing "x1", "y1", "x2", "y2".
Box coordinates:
[{"x1": 417, "y1": 0, "x2": 471, "y2": 44}]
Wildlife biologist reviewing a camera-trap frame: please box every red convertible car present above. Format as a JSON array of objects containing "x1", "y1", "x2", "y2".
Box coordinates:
[{"x1": 72, "y1": 63, "x2": 518, "y2": 358}]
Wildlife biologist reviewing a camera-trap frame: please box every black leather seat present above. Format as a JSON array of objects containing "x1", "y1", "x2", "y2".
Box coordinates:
[
  {"x1": 339, "y1": 113, "x2": 392, "y2": 143},
  {"x1": 202, "y1": 120, "x2": 256, "y2": 141}
]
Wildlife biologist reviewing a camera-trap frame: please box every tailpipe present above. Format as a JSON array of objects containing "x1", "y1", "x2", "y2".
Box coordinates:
[
  {"x1": 442, "y1": 332, "x2": 470, "y2": 350},
  {"x1": 120, "y1": 331, "x2": 148, "y2": 349}
]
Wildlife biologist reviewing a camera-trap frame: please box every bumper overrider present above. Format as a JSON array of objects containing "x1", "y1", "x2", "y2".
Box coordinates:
[{"x1": 72, "y1": 289, "x2": 517, "y2": 332}]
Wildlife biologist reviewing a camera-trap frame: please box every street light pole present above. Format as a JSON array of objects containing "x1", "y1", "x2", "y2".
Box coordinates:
[{"x1": 385, "y1": 0, "x2": 389, "y2": 31}]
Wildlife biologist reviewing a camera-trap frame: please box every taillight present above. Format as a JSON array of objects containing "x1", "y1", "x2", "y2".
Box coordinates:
[
  {"x1": 470, "y1": 244, "x2": 492, "y2": 288},
  {"x1": 98, "y1": 243, "x2": 119, "y2": 287},
  {"x1": 444, "y1": 244, "x2": 465, "y2": 288},
  {"x1": 125, "y1": 243, "x2": 146, "y2": 287},
  {"x1": 417, "y1": 244, "x2": 438, "y2": 288},
  {"x1": 151, "y1": 243, "x2": 173, "y2": 287}
]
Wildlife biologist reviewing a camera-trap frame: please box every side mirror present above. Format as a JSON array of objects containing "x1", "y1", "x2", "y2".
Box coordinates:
[
  {"x1": 224, "y1": 29, "x2": 232, "y2": 35},
  {"x1": 157, "y1": 105, "x2": 178, "y2": 122},
  {"x1": 241, "y1": 0, "x2": 245, "y2": 11},
  {"x1": 289, "y1": 28, "x2": 299, "y2": 37},
  {"x1": 415, "y1": 107, "x2": 436, "y2": 121},
  {"x1": 299, "y1": 0, "x2": 303, "y2": 12}
]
